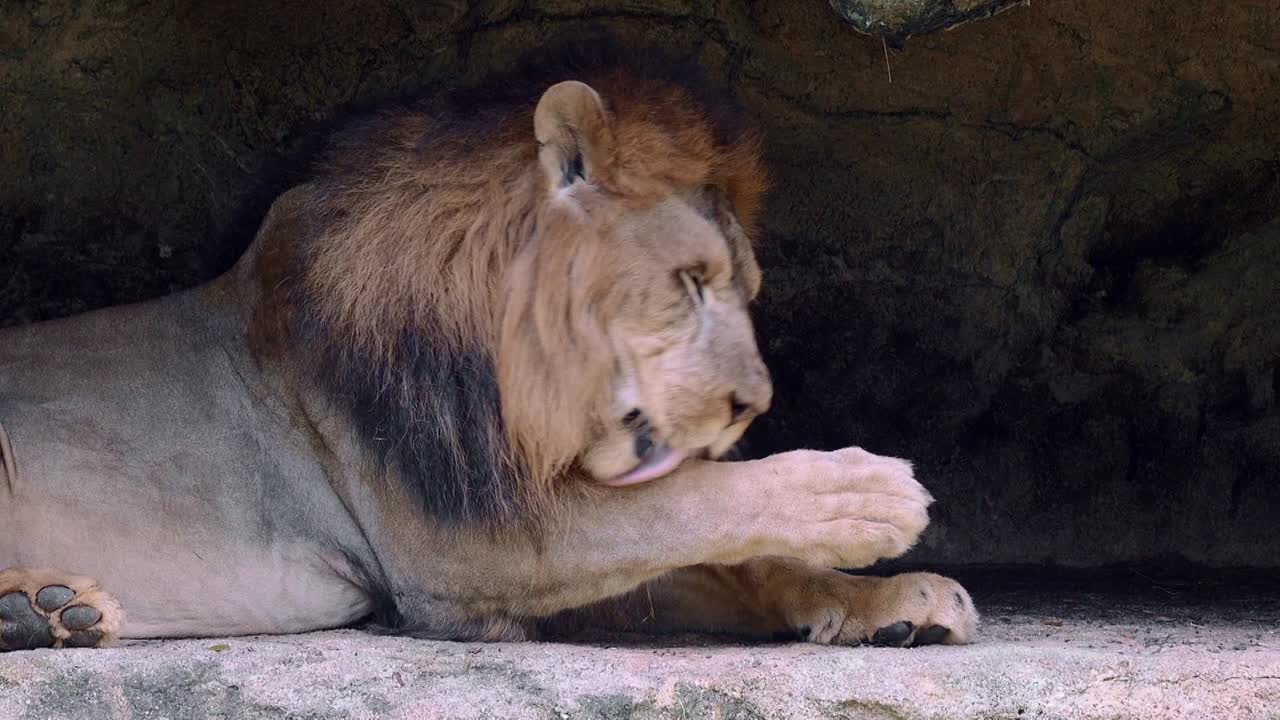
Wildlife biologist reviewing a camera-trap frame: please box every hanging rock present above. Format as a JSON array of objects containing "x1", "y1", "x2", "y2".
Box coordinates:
[{"x1": 828, "y1": 0, "x2": 1029, "y2": 42}]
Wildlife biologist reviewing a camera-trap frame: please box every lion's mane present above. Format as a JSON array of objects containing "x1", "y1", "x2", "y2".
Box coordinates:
[{"x1": 282, "y1": 40, "x2": 767, "y2": 527}]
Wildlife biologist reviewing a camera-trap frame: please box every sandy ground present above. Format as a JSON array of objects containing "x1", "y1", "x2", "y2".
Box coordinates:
[{"x1": 2, "y1": 571, "x2": 1278, "y2": 719}]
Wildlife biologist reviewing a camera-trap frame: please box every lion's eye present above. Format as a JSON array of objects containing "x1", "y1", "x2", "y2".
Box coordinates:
[{"x1": 679, "y1": 268, "x2": 706, "y2": 305}]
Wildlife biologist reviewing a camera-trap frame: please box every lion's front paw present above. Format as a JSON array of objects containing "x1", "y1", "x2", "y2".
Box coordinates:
[
  {"x1": 780, "y1": 571, "x2": 978, "y2": 647},
  {"x1": 0, "y1": 568, "x2": 123, "y2": 651},
  {"x1": 757, "y1": 447, "x2": 932, "y2": 569}
]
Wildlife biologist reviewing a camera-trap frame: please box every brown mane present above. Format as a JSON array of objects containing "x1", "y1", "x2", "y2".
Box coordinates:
[{"x1": 285, "y1": 50, "x2": 766, "y2": 527}]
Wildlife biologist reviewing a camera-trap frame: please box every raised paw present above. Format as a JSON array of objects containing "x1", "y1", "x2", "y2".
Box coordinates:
[
  {"x1": 755, "y1": 447, "x2": 933, "y2": 569},
  {"x1": 773, "y1": 567, "x2": 978, "y2": 647},
  {"x1": 0, "y1": 568, "x2": 123, "y2": 651}
]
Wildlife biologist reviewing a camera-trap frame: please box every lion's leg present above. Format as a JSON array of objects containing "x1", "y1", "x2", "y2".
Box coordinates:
[
  {"x1": 546, "y1": 558, "x2": 978, "y2": 646},
  {"x1": 404, "y1": 447, "x2": 935, "y2": 635},
  {"x1": 0, "y1": 567, "x2": 123, "y2": 651}
]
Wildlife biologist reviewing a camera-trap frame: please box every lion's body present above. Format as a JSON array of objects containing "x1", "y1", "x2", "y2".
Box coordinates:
[
  {"x1": 0, "y1": 44, "x2": 978, "y2": 650},
  {"x1": 0, "y1": 256, "x2": 374, "y2": 637}
]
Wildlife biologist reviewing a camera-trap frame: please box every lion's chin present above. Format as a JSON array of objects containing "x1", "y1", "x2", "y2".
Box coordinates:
[{"x1": 600, "y1": 444, "x2": 690, "y2": 486}]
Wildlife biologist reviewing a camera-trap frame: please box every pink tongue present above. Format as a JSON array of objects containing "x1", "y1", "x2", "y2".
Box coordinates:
[{"x1": 602, "y1": 445, "x2": 689, "y2": 486}]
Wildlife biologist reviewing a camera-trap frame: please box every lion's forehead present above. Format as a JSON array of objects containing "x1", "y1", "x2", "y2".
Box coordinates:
[{"x1": 622, "y1": 196, "x2": 722, "y2": 248}]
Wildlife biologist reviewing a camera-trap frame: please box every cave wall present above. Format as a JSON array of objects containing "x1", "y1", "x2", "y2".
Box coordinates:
[{"x1": 2, "y1": 1, "x2": 1277, "y2": 567}]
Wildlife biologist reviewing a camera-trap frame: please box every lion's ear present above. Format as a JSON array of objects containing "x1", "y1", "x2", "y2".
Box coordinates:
[{"x1": 534, "y1": 81, "x2": 613, "y2": 194}]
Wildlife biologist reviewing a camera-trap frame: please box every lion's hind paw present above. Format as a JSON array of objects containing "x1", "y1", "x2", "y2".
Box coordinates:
[{"x1": 0, "y1": 568, "x2": 123, "y2": 651}]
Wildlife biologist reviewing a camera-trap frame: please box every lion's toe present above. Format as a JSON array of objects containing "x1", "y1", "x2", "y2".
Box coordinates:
[{"x1": 34, "y1": 585, "x2": 76, "y2": 612}]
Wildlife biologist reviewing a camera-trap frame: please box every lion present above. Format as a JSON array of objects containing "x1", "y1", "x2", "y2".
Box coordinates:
[{"x1": 0, "y1": 43, "x2": 977, "y2": 651}]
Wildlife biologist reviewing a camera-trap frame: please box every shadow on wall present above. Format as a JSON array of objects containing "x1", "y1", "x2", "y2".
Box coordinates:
[{"x1": 1, "y1": 0, "x2": 1277, "y2": 568}]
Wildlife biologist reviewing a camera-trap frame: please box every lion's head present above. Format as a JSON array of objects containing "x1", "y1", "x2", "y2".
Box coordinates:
[
  {"x1": 505, "y1": 79, "x2": 772, "y2": 487},
  {"x1": 287, "y1": 47, "x2": 771, "y2": 525}
]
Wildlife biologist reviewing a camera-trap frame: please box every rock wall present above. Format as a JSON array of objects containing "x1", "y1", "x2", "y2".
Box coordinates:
[{"x1": 2, "y1": 1, "x2": 1277, "y2": 567}]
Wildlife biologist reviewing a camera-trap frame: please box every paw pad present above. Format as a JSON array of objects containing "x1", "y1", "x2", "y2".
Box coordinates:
[
  {"x1": 872, "y1": 620, "x2": 914, "y2": 646},
  {"x1": 0, "y1": 591, "x2": 55, "y2": 649},
  {"x1": 871, "y1": 620, "x2": 952, "y2": 647},
  {"x1": 915, "y1": 624, "x2": 950, "y2": 645},
  {"x1": 0, "y1": 585, "x2": 108, "y2": 651},
  {"x1": 35, "y1": 585, "x2": 74, "y2": 612}
]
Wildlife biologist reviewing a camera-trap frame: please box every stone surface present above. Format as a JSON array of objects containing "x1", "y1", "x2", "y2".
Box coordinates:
[
  {"x1": 1, "y1": 1, "x2": 1278, "y2": 567},
  {"x1": 828, "y1": 0, "x2": 1029, "y2": 39},
  {"x1": 2, "y1": 573, "x2": 1278, "y2": 719}
]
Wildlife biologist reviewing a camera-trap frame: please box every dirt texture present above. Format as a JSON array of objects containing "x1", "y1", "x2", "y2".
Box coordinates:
[
  {"x1": 1, "y1": 1, "x2": 1278, "y2": 567},
  {"x1": 2, "y1": 573, "x2": 1278, "y2": 719}
]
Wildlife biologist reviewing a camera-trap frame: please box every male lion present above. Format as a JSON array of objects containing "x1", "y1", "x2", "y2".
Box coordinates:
[{"x1": 0, "y1": 45, "x2": 977, "y2": 651}]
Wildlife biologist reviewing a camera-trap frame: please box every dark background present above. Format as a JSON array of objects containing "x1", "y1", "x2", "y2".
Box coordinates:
[{"x1": 2, "y1": 1, "x2": 1277, "y2": 568}]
